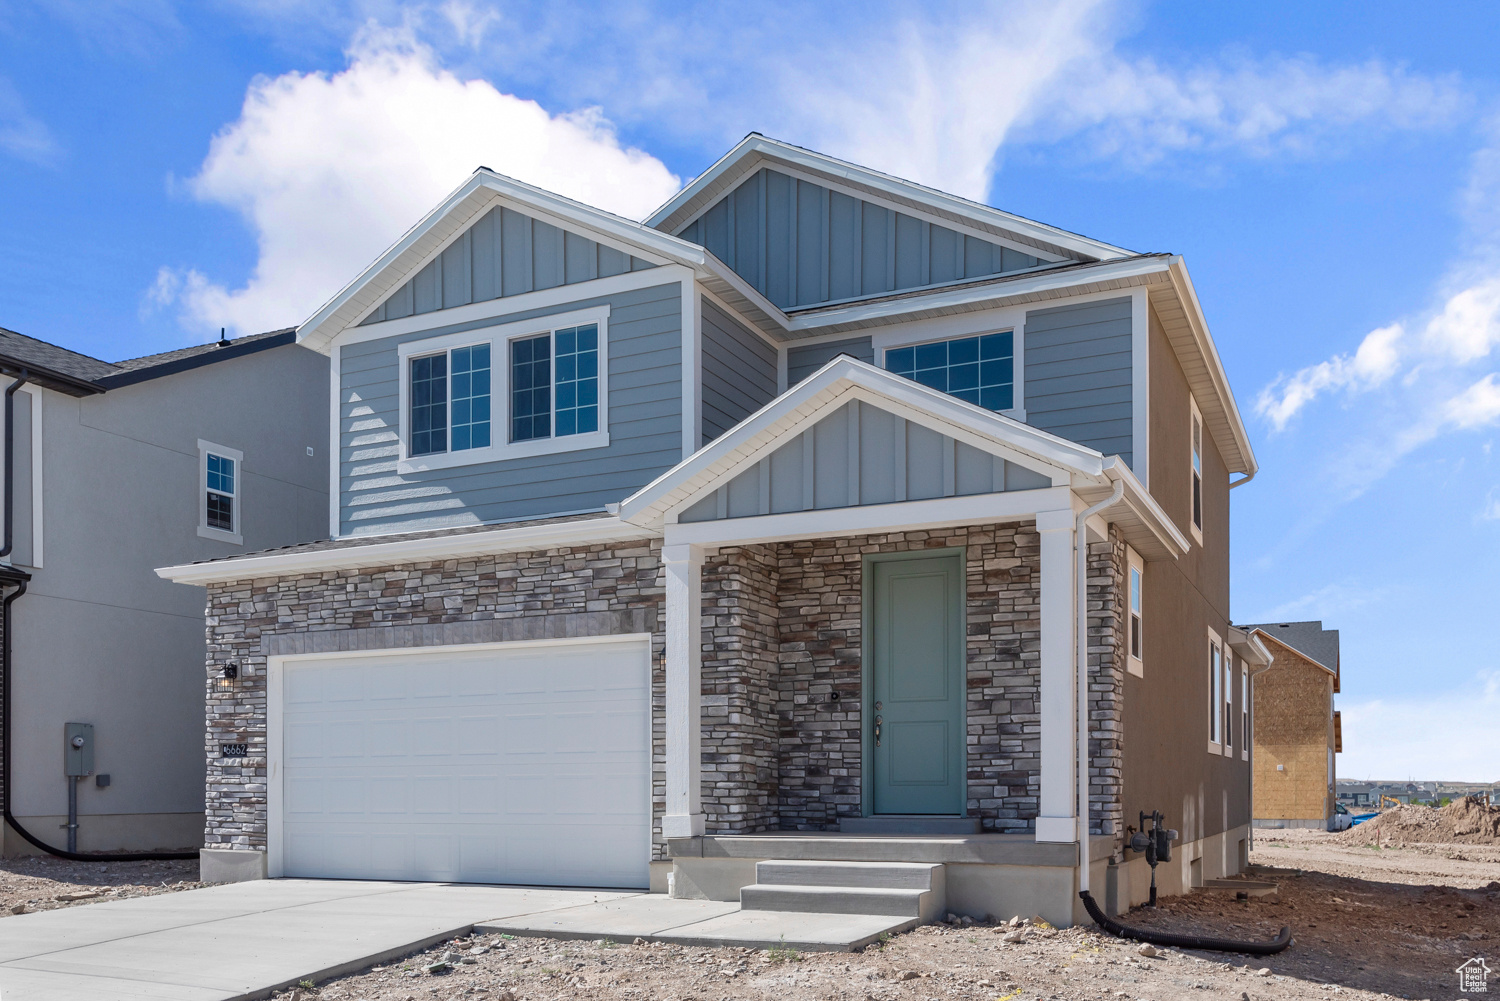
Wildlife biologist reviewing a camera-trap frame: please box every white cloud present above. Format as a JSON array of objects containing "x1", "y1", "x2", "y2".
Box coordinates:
[
  {"x1": 1256, "y1": 323, "x2": 1403, "y2": 431},
  {"x1": 1481, "y1": 487, "x2": 1500, "y2": 522},
  {"x1": 1444, "y1": 373, "x2": 1500, "y2": 430},
  {"x1": 0, "y1": 77, "x2": 59, "y2": 166},
  {"x1": 773, "y1": 0, "x2": 1467, "y2": 200},
  {"x1": 158, "y1": 23, "x2": 681, "y2": 337},
  {"x1": 1339, "y1": 674, "x2": 1500, "y2": 782},
  {"x1": 1421, "y1": 274, "x2": 1500, "y2": 363}
]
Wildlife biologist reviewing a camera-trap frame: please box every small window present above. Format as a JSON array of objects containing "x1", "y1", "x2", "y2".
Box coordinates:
[
  {"x1": 1190, "y1": 396, "x2": 1204, "y2": 540},
  {"x1": 1241, "y1": 666, "x2": 1250, "y2": 760},
  {"x1": 885, "y1": 332, "x2": 1014, "y2": 411},
  {"x1": 511, "y1": 323, "x2": 599, "y2": 444},
  {"x1": 408, "y1": 343, "x2": 491, "y2": 458},
  {"x1": 1223, "y1": 654, "x2": 1234, "y2": 753},
  {"x1": 1126, "y1": 547, "x2": 1144, "y2": 677},
  {"x1": 1208, "y1": 631, "x2": 1223, "y2": 748},
  {"x1": 197, "y1": 440, "x2": 243, "y2": 544}
]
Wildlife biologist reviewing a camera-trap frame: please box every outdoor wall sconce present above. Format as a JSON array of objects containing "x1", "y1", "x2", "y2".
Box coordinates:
[{"x1": 222, "y1": 662, "x2": 239, "y2": 680}]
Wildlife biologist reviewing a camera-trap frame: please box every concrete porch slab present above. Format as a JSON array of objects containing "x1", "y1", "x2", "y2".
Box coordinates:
[{"x1": 479, "y1": 896, "x2": 918, "y2": 952}]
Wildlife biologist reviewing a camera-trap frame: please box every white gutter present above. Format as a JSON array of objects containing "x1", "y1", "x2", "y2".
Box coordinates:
[{"x1": 1075, "y1": 476, "x2": 1124, "y2": 893}]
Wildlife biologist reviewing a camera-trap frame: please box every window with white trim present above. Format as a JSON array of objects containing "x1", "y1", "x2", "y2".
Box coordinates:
[
  {"x1": 1223, "y1": 653, "x2": 1234, "y2": 754},
  {"x1": 409, "y1": 342, "x2": 492, "y2": 457},
  {"x1": 396, "y1": 308, "x2": 610, "y2": 472},
  {"x1": 197, "y1": 440, "x2": 243, "y2": 544},
  {"x1": 884, "y1": 331, "x2": 1014, "y2": 412},
  {"x1": 1189, "y1": 395, "x2": 1204, "y2": 542},
  {"x1": 1126, "y1": 546, "x2": 1144, "y2": 678},
  {"x1": 1208, "y1": 629, "x2": 1223, "y2": 749},
  {"x1": 1241, "y1": 665, "x2": 1250, "y2": 760}
]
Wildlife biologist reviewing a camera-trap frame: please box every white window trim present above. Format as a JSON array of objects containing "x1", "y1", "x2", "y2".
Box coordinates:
[
  {"x1": 1188, "y1": 394, "x2": 1204, "y2": 546},
  {"x1": 198, "y1": 439, "x2": 243, "y2": 545},
  {"x1": 874, "y1": 324, "x2": 1025, "y2": 422},
  {"x1": 1206, "y1": 626, "x2": 1223, "y2": 753},
  {"x1": 1125, "y1": 545, "x2": 1144, "y2": 678},
  {"x1": 395, "y1": 305, "x2": 611, "y2": 474},
  {"x1": 1241, "y1": 665, "x2": 1250, "y2": 761},
  {"x1": 1223, "y1": 652, "x2": 1234, "y2": 756}
]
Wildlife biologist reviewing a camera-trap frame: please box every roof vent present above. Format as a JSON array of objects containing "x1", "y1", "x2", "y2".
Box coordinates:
[{"x1": 217, "y1": 327, "x2": 231, "y2": 347}]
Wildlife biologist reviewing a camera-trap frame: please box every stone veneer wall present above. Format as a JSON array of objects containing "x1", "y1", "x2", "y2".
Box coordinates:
[
  {"x1": 202, "y1": 540, "x2": 667, "y2": 856},
  {"x1": 1087, "y1": 528, "x2": 1127, "y2": 857}
]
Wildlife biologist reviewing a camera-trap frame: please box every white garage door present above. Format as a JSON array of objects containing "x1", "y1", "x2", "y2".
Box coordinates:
[{"x1": 272, "y1": 638, "x2": 651, "y2": 888}]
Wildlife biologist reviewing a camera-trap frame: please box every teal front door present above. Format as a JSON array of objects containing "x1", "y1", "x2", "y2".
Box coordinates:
[{"x1": 867, "y1": 552, "x2": 966, "y2": 816}]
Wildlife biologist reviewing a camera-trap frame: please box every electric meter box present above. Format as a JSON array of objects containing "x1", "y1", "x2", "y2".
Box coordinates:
[{"x1": 65, "y1": 722, "x2": 94, "y2": 777}]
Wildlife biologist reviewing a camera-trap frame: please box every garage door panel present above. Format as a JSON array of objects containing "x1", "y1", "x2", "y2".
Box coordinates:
[{"x1": 279, "y1": 640, "x2": 650, "y2": 888}]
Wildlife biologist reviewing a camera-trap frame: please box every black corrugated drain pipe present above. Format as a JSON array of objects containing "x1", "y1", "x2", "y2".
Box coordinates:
[
  {"x1": 1079, "y1": 890, "x2": 1293, "y2": 955},
  {"x1": 0, "y1": 368, "x2": 195, "y2": 862}
]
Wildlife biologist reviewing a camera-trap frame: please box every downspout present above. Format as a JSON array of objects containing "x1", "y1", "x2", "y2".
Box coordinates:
[
  {"x1": 1075, "y1": 476, "x2": 1123, "y2": 896},
  {"x1": 0, "y1": 369, "x2": 195, "y2": 862}
]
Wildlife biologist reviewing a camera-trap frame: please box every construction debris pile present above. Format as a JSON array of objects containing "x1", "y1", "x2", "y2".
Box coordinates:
[{"x1": 1337, "y1": 795, "x2": 1500, "y2": 846}]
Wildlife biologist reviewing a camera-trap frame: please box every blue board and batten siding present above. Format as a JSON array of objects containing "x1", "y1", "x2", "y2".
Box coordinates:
[
  {"x1": 360, "y1": 206, "x2": 657, "y2": 325},
  {"x1": 786, "y1": 337, "x2": 875, "y2": 387},
  {"x1": 676, "y1": 168, "x2": 1043, "y2": 311},
  {"x1": 678, "y1": 400, "x2": 1053, "y2": 523},
  {"x1": 701, "y1": 298, "x2": 778, "y2": 445},
  {"x1": 340, "y1": 282, "x2": 682, "y2": 535},
  {"x1": 1022, "y1": 297, "x2": 1133, "y2": 467}
]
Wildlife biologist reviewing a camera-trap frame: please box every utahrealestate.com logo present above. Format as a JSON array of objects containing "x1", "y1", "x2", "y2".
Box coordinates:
[{"x1": 1458, "y1": 957, "x2": 1492, "y2": 993}]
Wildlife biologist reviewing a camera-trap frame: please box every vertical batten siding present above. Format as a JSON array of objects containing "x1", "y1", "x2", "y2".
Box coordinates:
[
  {"x1": 700, "y1": 298, "x2": 778, "y2": 445},
  {"x1": 361, "y1": 206, "x2": 657, "y2": 325},
  {"x1": 676, "y1": 168, "x2": 1043, "y2": 311},
  {"x1": 785, "y1": 336, "x2": 875, "y2": 387},
  {"x1": 1023, "y1": 296, "x2": 1134, "y2": 466},
  {"x1": 339, "y1": 282, "x2": 683, "y2": 535}
]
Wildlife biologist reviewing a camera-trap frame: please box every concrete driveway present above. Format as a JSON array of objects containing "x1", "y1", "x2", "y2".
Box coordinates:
[{"x1": 0, "y1": 879, "x2": 637, "y2": 1000}]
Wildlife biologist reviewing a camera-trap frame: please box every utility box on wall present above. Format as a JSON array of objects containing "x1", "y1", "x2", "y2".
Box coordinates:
[{"x1": 64, "y1": 722, "x2": 94, "y2": 777}]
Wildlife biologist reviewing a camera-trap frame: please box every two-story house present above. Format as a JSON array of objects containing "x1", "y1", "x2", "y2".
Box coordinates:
[
  {"x1": 0, "y1": 327, "x2": 327, "y2": 856},
  {"x1": 159, "y1": 135, "x2": 1260, "y2": 926}
]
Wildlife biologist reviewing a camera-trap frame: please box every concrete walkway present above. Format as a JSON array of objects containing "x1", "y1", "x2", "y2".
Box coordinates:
[
  {"x1": 0, "y1": 879, "x2": 635, "y2": 1001},
  {"x1": 0, "y1": 880, "x2": 918, "y2": 1000}
]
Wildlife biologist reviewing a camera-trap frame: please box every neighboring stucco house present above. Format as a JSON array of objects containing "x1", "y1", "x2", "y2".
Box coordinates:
[
  {"x1": 1241, "y1": 620, "x2": 1341, "y2": 830},
  {"x1": 0, "y1": 327, "x2": 328, "y2": 854},
  {"x1": 159, "y1": 135, "x2": 1263, "y2": 925}
]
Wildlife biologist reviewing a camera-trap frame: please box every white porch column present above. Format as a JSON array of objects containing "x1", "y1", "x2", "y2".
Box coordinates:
[
  {"x1": 661, "y1": 542, "x2": 705, "y2": 838},
  {"x1": 1035, "y1": 509, "x2": 1078, "y2": 843}
]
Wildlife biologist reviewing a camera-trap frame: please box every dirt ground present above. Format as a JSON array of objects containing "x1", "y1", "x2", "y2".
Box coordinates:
[
  {"x1": 0, "y1": 854, "x2": 201, "y2": 915},
  {"x1": 280, "y1": 828, "x2": 1500, "y2": 1001}
]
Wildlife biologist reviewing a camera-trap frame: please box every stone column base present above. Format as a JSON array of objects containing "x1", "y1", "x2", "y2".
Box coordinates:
[{"x1": 200, "y1": 848, "x2": 267, "y2": 883}]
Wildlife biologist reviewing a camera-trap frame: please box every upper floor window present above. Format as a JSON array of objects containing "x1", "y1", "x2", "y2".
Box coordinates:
[
  {"x1": 395, "y1": 306, "x2": 610, "y2": 473},
  {"x1": 1189, "y1": 395, "x2": 1204, "y2": 542},
  {"x1": 198, "y1": 440, "x2": 242, "y2": 545},
  {"x1": 410, "y1": 343, "x2": 491, "y2": 457},
  {"x1": 885, "y1": 332, "x2": 1014, "y2": 412},
  {"x1": 1126, "y1": 547, "x2": 1144, "y2": 678}
]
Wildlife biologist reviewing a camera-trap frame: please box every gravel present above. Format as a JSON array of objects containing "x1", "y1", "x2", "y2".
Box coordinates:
[{"x1": 0, "y1": 854, "x2": 201, "y2": 916}]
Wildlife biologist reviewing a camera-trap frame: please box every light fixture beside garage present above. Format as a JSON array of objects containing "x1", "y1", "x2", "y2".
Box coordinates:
[{"x1": 221, "y1": 662, "x2": 238, "y2": 684}]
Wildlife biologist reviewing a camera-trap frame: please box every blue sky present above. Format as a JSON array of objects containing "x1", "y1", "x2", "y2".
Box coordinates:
[{"x1": 2, "y1": 1, "x2": 1497, "y2": 780}]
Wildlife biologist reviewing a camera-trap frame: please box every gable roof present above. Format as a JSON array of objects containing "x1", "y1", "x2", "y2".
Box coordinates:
[
  {"x1": 296, "y1": 168, "x2": 712, "y2": 353},
  {"x1": 647, "y1": 134, "x2": 1136, "y2": 264},
  {"x1": 0, "y1": 326, "x2": 296, "y2": 396},
  {"x1": 620, "y1": 354, "x2": 1188, "y2": 560},
  {"x1": 1243, "y1": 620, "x2": 1340, "y2": 690}
]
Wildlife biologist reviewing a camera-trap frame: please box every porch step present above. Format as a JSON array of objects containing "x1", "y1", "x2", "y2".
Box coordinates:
[
  {"x1": 839, "y1": 815, "x2": 982, "y2": 835},
  {"x1": 739, "y1": 860, "x2": 946, "y2": 921}
]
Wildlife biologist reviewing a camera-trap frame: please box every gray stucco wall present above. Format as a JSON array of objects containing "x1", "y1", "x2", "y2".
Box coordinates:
[
  {"x1": 676, "y1": 168, "x2": 1043, "y2": 310},
  {"x1": 5, "y1": 345, "x2": 328, "y2": 851},
  {"x1": 1023, "y1": 297, "x2": 1133, "y2": 466},
  {"x1": 786, "y1": 336, "x2": 874, "y2": 388},
  {"x1": 700, "y1": 297, "x2": 777, "y2": 445},
  {"x1": 361, "y1": 206, "x2": 656, "y2": 325},
  {"x1": 340, "y1": 281, "x2": 683, "y2": 536}
]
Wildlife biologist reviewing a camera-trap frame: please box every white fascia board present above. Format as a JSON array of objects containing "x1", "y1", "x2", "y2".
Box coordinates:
[
  {"x1": 619, "y1": 355, "x2": 1102, "y2": 527},
  {"x1": 299, "y1": 169, "x2": 708, "y2": 353},
  {"x1": 1230, "y1": 627, "x2": 1275, "y2": 668},
  {"x1": 647, "y1": 135, "x2": 1136, "y2": 262},
  {"x1": 696, "y1": 249, "x2": 793, "y2": 329},
  {"x1": 663, "y1": 486, "x2": 1074, "y2": 548},
  {"x1": 155, "y1": 516, "x2": 659, "y2": 586},
  {"x1": 1168, "y1": 257, "x2": 1258, "y2": 478},
  {"x1": 1249, "y1": 629, "x2": 1337, "y2": 678},
  {"x1": 1096, "y1": 456, "x2": 1190, "y2": 559},
  {"x1": 785, "y1": 256, "x2": 1172, "y2": 334}
]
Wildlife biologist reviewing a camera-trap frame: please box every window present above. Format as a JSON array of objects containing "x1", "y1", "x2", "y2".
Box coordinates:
[
  {"x1": 1223, "y1": 654, "x2": 1234, "y2": 753},
  {"x1": 1189, "y1": 396, "x2": 1204, "y2": 541},
  {"x1": 1126, "y1": 547, "x2": 1144, "y2": 678},
  {"x1": 1208, "y1": 630, "x2": 1223, "y2": 749},
  {"x1": 409, "y1": 343, "x2": 491, "y2": 457},
  {"x1": 510, "y1": 322, "x2": 599, "y2": 443},
  {"x1": 1241, "y1": 666, "x2": 1250, "y2": 761},
  {"x1": 885, "y1": 332, "x2": 1014, "y2": 412},
  {"x1": 197, "y1": 440, "x2": 243, "y2": 544}
]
